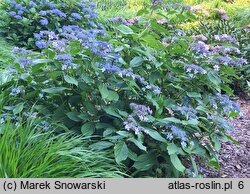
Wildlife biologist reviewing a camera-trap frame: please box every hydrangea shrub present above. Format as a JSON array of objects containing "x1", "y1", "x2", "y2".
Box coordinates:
[
  {"x1": 0, "y1": 1, "x2": 247, "y2": 177},
  {"x1": 0, "y1": 0, "x2": 97, "y2": 48}
]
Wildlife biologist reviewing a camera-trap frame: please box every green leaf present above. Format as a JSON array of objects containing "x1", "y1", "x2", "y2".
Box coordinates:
[
  {"x1": 114, "y1": 142, "x2": 128, "y2": 163},
  {"x1": 32, "y1": 59, "x2": 52, "y2": 65},
  {"x1": 128, "y1": 138, "x2": 147, "y2": 151},
  {"x1": 208, "y1": 158, "x2": 220, "y2": 169},
  {"x1": 99, "y1": 84, "x2": 119, "y2": 101},
  {"x1": 117, "y1": 25, "x2": 134, "y2": 35},
  {"x1": 42, "y1": 87, "x2": 68, "y2": 94},
  {"x1": 103, "y1": 106, "x2": 123, "y2": 119},
  {"x1": 167, "y1": 143, "x2": 182, "y2": 155},
  {"x1": 130, "y1": 56, "x2": 144, "y2": 67},
  {"x1": 66, "y1": 112, "x2": 81, "y2": 122},
  {"x1": 89, "y1": 141, "x2": 113, "y2": 151},
  {"x1": 147, "y1": 129, "x2": 166, "y2": 142},
  {"x1": 81, "y1": 122, "x2": 95, "y2": 136},
  {"x1": 207, "y1": 72, "x2": 221, "y2": 91},
  {"x1": 13, "y1": 103, "x2": 24, "y2": 115},
  {"x1": 210, "y1": 136, "x2": 221, "y2": 151},
  {"x1": 133, "y1": 153, "x2": 157, "y2": 171},
  {"x1": 64, "y1": 75, "x2": 78, "y2": 86},
  {"x1": 187, "y1": 92, "x2": 201, "y2": 98},
  {"x1": 170, "y1": 154, "x2": 185, "y2": 172}
]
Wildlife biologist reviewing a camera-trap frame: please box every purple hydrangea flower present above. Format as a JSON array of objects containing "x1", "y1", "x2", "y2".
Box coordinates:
[{"x1": 152, "y1": 0, "x2": 163, "y2": 6}]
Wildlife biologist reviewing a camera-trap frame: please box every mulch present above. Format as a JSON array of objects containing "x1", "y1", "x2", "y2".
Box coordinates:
[{"x1": 201, "y1": 99, "x2": 250, "y2": 178}]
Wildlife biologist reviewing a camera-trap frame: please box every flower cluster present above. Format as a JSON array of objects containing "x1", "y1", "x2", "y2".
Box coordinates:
[
  {"x1": 207, "y1": 115, "x2": 233, "y2": 131},
  {"x1": 185, "y1": 64, "x2": 207, "y2": 75},
  {"x1": 213, "y1": 34, "x2": 239, "y2": 45},
  {"x1": 165, "y1": 124, "x2": 188, "y2": 147},
  {"x1": 130, "y1": 103, "x2": 153, "y2": 121},
  {"x1": 177, "y1": 105, "x2": 198, "y2": 119},
  {"x1": 213, "y1": 8, "x2": 230, "y2": 21},
  {"x1": 151, "y1": 0, "x2": 163, "y2": 6},
  {"x1": 123, "y1": 103, "x2": 153, "y2": 135},
  {"x1": 8, "y1": 1, "x2": 25, "y2": 20},
  {"x1": 209, "y1": 93, "x2": 240, "y2": 114},
  {"x1": 123, "y1": 115, "x2": 149, "y2": 135}
]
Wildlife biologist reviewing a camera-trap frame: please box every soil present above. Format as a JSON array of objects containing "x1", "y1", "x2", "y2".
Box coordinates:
[{"x1": 201, "y1": 99, "x2": 250, "y2": 178}]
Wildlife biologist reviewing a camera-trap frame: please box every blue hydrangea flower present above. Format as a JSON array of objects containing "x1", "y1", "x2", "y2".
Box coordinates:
[
  {"x1": 14, "y1": 15, "x2": 22, "y2": 20},
  {"x1": 123, "y1": 115, "x2": 149, "y2": 135},
  {"x1": 15, "y1": 58, "x2": 33, "y2": 68},
  {"x1": 8, "y1": 11, "x2": 16, "y2": 16},
  {"x1": 54, "y1": 54, "x2": 74, "y2": 61},
  {"x1": 34, "y1": 33, "x2": 42, "y2": 39},
  {"x1": 166, "y1": 133, "x2": 173, "y2": 140},
  {"x1": 17, "y1": 10, "x2": 23, "y2": 15},
  {"x1": 15, "y1": 4, "x2": 25, "y2": 10},
  {"x1": 10, "y1": 1, "x2": 17, "y2": 7},
  {"x1": 29, "y1": 1, "x2": 37, "y2": 7},
  {"x1": 39, "y1": 10, "x2": 47, "y2": 16},
  {"x1": 50, "y1": 9, "x2": 66, "y2": 18},
  {"x1": 48, "y1": 3, "x2": 56, "y2": 9},
  {"x1": 71, "y1": 13, "x2": 82, "y2": 20},
  {"x1": 39, "y1": 18, "x2": 49, "y2": 26},
  {"x1": 35, "y1": 40, "x2": 47, "y2": 49},
  {"x1": 10, "y1": 88, "x2": 21, "y2": 96},
  {"x1": 0, "y1": 117, "x2": 4, "y2": 124}
]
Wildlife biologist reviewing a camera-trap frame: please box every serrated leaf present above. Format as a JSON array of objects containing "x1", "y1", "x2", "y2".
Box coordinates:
[
  {"x1": 64, "y1": 75, "x2": 78, "y2": 86},
  {"x1": 114, "y1": 142, "x2": 128, "y2": 163}
]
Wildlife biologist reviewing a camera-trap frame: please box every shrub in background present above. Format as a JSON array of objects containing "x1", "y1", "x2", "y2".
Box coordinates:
[{"x1": 0, "y1": 0, "x2": 98, "y2": 48}]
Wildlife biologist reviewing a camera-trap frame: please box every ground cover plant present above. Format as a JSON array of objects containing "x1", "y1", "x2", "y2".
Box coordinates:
[{"x1": 0, "y1": 0, "x2": 249, "y2": 178}]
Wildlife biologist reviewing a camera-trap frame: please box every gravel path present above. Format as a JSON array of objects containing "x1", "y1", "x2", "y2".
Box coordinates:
[{"x1": 202, "y1": 100, "x2": 250, "y2": 178}]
